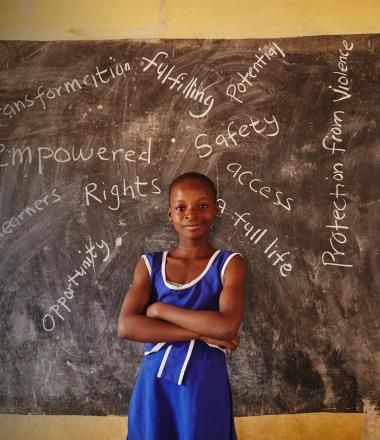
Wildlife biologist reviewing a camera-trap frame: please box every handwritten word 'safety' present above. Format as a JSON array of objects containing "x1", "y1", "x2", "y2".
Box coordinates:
[{"x1": 195, "y1": 114, "x2": 279, "y2": 158}]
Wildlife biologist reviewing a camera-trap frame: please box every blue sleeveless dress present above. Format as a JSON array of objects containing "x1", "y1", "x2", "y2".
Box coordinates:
[{"x1": 126, "y1": 249, "x2": 240, "y2": 440}]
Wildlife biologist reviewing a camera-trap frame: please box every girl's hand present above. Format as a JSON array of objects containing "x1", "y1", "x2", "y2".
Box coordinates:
[
  {"x1": 199, "y1": 334, "x2": 240, "y2": 353},
  {"x1": 146, "y1": 302, "x2": 162, "y2": 319}
]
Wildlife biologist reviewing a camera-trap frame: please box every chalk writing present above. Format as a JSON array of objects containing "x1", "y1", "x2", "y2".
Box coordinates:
[
  {"x1": 0, "y1": 59, "x2": 131, "y2": 120},
  {"x1": 321, "y1": 40, "x2": 354, "y2": 268},
  {"x1": 0, "y1": 188, "x2": 61, "y2": 239},
  {"x1": 42, "y1": 236, "x2": 110, "y2": 332},
  {"x1": 84, "y1": 177, "x2": 161, "y2": 210},
  {"x1": 195, "y1": 113, "x2": 279, "y2": 158},
  {"x1": 226, "y1": 42, "x2": 286, "y2": 104},
  {"x1": 227, "y1": 162, "x2": 293, "y2": 211},
  {"x1": 141, "y1": 51, "x2": 214, "y2": 118},
  {"x1": 0, "y1": 138, "x2": 151, "y2": 176},
  {"x1": 233, "y1": 210, "x2": 293, "y2": 277}
]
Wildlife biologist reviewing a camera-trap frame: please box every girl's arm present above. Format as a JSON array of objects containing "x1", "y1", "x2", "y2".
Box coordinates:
[
  {"x1": 117, "y1": 258, "x2": 240, "y2": 352},
  {"x1": 146, "y1": 255, "x2": 247, "y2": 340},
  {"x1": 117, "y1": 258, "x2": 199, "y2": 343}
]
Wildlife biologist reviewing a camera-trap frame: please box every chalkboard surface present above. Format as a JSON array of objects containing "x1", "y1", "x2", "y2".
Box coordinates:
[{"x1": 0, "y1": 35, "x2": 379, "y2": 416}]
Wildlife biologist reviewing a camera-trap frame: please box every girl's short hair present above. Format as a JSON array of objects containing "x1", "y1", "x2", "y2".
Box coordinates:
[{"x1": 169, "y1": 172, "x2": 217, "y2": 202}]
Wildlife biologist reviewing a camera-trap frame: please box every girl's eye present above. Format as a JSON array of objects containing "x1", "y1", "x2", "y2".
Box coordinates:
[
  {"x1": 175, "y1": 206, "x2": 186, "y2": 211},
  {"x1": 199, "y1": 204, "x2": 209, "y2": 209}
]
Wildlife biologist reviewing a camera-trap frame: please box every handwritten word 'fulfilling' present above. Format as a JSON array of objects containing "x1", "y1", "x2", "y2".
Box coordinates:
[
  {"x1": 195, "y1": 114, "x2": 279, "y2": 158},
  {"x1": 0, "y1": 188, "x2": 61, "y2": 239},
  {"x1": 226, "y1": 42, "x2": 286, "y2": 104},
  {"x1": 227, "y1": 162, "x2": 293, "y2": 211},
  {"x1": 85, "y1": 177, "x2": 161, "y2": 211},
  {"x1": 321, "y1": 40, "x2": 354, "y2": 269},
  {"x1": 233, "y1": 210, "x2": 293, "y2": 277},
  {"x1": 0, "y1": 138, "x2": 151, "y2": 176},
  {"x1": 142, "y1": 51, "x2": 214, "y2": 119},
  {"x1": 42, "y1": 236, "x2": 110, "y2": 332},
  {"x1": 0, "y1": 59, "x2": 131, "y2": 121}
]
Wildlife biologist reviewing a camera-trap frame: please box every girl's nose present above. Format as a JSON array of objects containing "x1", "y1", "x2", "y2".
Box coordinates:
[{"x1": 185, "y1": 207, "x2": 198, "y2": 218}]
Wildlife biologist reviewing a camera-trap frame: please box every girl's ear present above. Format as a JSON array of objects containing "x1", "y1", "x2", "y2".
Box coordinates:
[
  {"x1": 167, "y1": 206, "x2": 173, "y2": 223},
  {"x1": 214, "y1": 203, "x2": 220, "y2": 217}
]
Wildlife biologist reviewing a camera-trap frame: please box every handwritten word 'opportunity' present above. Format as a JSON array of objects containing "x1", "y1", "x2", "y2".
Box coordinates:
[{"x1": 42, "y1": 236, "x2": 110, "y2": 332}]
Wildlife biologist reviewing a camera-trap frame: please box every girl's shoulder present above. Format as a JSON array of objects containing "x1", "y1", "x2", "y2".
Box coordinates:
[{"x1": 140, "y1": 251, "x2": 164, "y2": 277}]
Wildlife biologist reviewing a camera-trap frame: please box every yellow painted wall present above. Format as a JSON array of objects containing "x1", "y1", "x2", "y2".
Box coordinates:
[
  {"x1": 0, "y1": 1, "x2": 379, "y2": 439},
  {"x1": 0, "y1": 0, "x2": 380, "y2": 40}
]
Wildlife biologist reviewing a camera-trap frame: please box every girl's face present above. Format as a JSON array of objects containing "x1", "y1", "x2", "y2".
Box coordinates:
[{"x1": 168, "y1": 178, "x2": 219, "y2": 240}]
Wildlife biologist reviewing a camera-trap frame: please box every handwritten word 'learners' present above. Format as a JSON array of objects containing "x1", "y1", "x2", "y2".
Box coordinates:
[
  {"x1": 0, "y1": 59, "x2": 131, "y2": 121},
  {"x1": 0, "y1": 138, "x2": 152, "y2": 176},
  {"x1": 85, "y1": 177, "x2": 161, "y2": 211},
  {"x1": 195, "y1": 114, "x2": 279, "y2": 158},
  {"x1": 0, "y1": 188, "x2": 61, "y2": 239},
  {"x1": 141, "y1": 51, "x2": 214, "y2": 119},
  {"x1": 233, "y1": 211, "x2": 293, "y2": 277},
  {"x1": 321, "y1": 40, "x2": 354, "y2": 269},
  {"x1": 42, "y1": 237, "x2": 111, "y2": 332},
  {"x1": 227, "y1": 162, "x2": 293, "y2": 211},
  {"x1": 226, "y1": 42, "x2": 286, "y2": 104}
]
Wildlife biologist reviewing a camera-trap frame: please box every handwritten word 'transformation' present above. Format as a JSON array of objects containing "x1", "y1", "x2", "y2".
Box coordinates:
[
  {"x1": 0, "y1": 59, "x2": 131, "y2": 121},
  {"x1": 321, "y1": 40, "x2": 354, "y2": 269},
  {"x1": 142, "y1": 51, "x2": 214, "y2": 119},
  {"x1": 42, "y1": 236, "x2": 110, "y2": 332}
]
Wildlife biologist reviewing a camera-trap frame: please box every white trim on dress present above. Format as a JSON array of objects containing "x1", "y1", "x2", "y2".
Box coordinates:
[
  {"x1": 220, "y1": 252, "x2": 241, "y2": 286},
  {"x1": 141, "y1": 254, "x2": 152, "y2": 277},
  {"x1": 161, "y1": 250, "x2": 221, "y2": 290}
]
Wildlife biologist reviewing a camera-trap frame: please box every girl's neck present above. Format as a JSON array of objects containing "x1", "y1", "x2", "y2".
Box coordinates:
[{"x1": 171, "y1": 238, "x2": 215, "y2": 259}]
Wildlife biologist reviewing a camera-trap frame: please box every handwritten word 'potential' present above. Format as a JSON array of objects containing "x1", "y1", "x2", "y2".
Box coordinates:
[
  {"x1": 142, "y1": 51, "x2": 214, "y2": 119},
  {"x1": 226, "y1": 42, "x2": 286, "y2": 104},
  {"x1": 42, "y1": 236, "x2": 110, "y2": 332},
  {"x1": 1, "y1": 60, "x2": 131, "y2": 121}
]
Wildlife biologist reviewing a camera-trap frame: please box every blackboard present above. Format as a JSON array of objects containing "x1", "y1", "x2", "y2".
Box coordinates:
[{"x1": 0, "y1": 35, "x2": 379, "y2": 416}]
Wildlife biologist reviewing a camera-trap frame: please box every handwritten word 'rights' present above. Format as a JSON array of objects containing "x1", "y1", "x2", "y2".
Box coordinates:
[
  {"x1": 195, "y1": 114, "x2": 279, "y2": 158},
  {"x1": 85, "y1": 177, "x2": 161, "y2": 211},
  {"x1": 1, "y1": 59, "x2": 131, "y2": 121},
  {"x1": 226, "y1": 42, "x2": 285, "y2": 104},
  {"x1": 142, "y1": 51, "x2": 214, "y2": 119}
]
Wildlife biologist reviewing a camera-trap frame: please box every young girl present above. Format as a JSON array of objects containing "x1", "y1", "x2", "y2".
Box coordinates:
[{"x1": 118, "y1": 172, "x2": 247, "y2": 440}]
